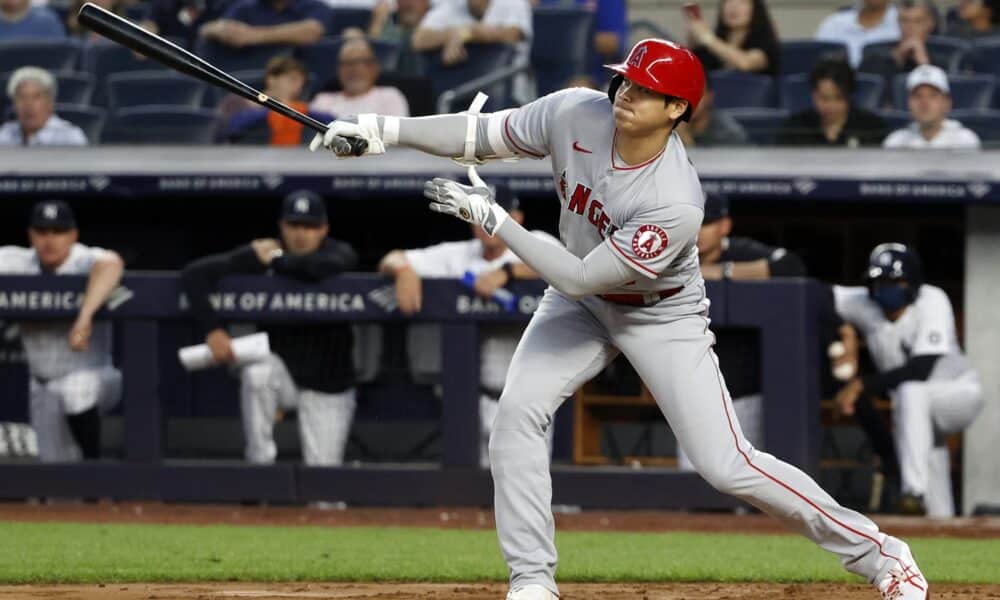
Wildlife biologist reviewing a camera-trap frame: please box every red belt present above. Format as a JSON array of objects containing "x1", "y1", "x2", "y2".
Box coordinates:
[{"x1": 598, "y1": 286, "x2": 683, "y2": 306}]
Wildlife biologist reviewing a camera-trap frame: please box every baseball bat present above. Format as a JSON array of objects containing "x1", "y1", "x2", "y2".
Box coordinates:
[{"x1": 76, "y1": 2, "x2": 367, "y2": 155}]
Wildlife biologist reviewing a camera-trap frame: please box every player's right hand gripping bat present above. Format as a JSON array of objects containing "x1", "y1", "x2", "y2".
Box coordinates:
[{"x1": 76, "y1": 2, "x2": 367, "y2": 155}]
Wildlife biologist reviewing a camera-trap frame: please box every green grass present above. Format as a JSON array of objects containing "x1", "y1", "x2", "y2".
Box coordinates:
[{"x1": 0, "y1": 521, "x2": 997, "y2": 584}]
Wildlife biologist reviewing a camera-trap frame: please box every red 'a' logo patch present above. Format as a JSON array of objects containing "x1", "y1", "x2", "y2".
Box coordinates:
[
  {"x1": 627, "y1": 45, "x2": 647, "y2": 68},
  {"x1": 631, "y1": 224, "x2": 669, "y2": 259}
]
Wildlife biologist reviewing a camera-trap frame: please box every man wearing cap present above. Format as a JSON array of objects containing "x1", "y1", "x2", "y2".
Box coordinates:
[
  {"x1": 884, "y1": 64, "x2": 981, "y2": 149},
  {"x1": 377, "y1": 185, "x2": 559, "y2": 468},
  {"x1": 672, "y1": 192, "x2": 807, "y2": 470},
  {"x1": 180, "y1": 191, "x2": 359, "y2": 466},
  {"x1": 0, "y1": 201, "x2": 124, "y2": 461}
]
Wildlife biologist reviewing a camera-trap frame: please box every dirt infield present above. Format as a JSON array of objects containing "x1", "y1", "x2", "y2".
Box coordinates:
[
  {"x1": 1, "y1": 582, "x2": 999, "y2": 599},
  {"x1": 3, "y1": 502, "x2": 1000, "y2": 599}
]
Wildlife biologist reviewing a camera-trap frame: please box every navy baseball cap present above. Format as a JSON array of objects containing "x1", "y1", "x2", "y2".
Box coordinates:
[
  {"x1": 281, "y1": 190, "x2": 327, "y2": 225},
  {"x1": 492, "y1": 183, "x2": 520, "y2": 212},
  {"x1": 30, "y1": 200, "x2": 76, "y2": 230},
  {"x1": 703, "y1": 193, "x2": 729, "y2": 224}
]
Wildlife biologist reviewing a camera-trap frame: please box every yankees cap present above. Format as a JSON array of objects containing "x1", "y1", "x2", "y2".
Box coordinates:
[
  {"x1": 702, "y1": 192, "x2": 729, "y2": 224},
  {"x1": 30, "y1": 200, "x2": 76, "y2": 230},
  {"x1": 281, "y1": 190, "x2": 328, "y2": 225}
]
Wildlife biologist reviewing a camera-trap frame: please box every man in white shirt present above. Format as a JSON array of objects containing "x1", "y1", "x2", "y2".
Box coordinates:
[
  {"x1": 0, "y1": 201, "x2": 124, "y2": 462},
  {"x1": 310, "y1": 36, "x2": 410, "y2": 117},
  {"x1": 411, "y1": 0, "x2": 531, "y2": 66},
  {"x1": 0, "y1": 67, "x2": 88, "y2": 147},
  {"x1": 378, "y1": 186, "x2": 558, "y2": 467},
  {"x1": 816, "y1": 0, "x2": 901, "y2": 67},
  {"x1": 883, "y1": 64, "x2": 982, "y2": 149}
]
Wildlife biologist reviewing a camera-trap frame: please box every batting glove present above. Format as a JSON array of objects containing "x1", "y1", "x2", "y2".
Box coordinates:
[
  {"x1": 424, "y1": 166, "x2": 508, "y2": 237},
  {"x1": 308, "y1": 115, "x2": 385, "y2": 157}
]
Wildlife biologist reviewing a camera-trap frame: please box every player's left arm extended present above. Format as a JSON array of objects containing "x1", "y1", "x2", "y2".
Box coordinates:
[
  {"x1": 271, "y1": 242, "x2": 359, "y2": 282},
  {"x1": 78, "y1": 251, "x2": 125, "y2": 323}
]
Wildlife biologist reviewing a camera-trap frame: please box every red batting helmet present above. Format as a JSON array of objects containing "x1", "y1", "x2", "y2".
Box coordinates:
[{"x1": 605, "y1": 39, "x2": 706, "y2": 118}]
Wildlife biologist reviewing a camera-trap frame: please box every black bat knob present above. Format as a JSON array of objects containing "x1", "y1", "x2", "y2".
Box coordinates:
[{"x1": 348, "y1": 137, "x2": 368, "y2": 156}]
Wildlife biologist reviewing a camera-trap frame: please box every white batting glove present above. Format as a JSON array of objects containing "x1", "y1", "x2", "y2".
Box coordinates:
[
  {"x1": 308, "y1": 115, "x2": 386, "y2": 157},
  {"x1": 423, "y1": 166, "x2": 508, "y2": 236}
]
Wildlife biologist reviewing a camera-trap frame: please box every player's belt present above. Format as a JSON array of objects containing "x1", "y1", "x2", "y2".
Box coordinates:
[{"x1": 598, "y1": 286, "x2": 683, "y2": 307}]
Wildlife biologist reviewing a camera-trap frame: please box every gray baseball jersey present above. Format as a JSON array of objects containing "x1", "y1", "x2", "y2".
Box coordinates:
[
  {"x1": 0, "y1": 243, "x2": 114, "y2": 381},
  {"x1": 480, "y1": 88, "x2": 919, "y2": 596}
]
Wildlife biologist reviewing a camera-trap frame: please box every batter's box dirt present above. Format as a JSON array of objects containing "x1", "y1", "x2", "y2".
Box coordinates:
[{"x1": 0, "y1": 583, "x2": 998, "y2": 599}]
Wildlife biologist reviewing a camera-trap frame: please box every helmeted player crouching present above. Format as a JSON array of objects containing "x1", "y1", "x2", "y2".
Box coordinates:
[{"x1": 312, "y1": 39, "x2": 929, "y2": 600}]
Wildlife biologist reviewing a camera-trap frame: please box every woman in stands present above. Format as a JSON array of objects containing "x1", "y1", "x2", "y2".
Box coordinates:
[{"x1": 685, "y1": 0, "x2": 781, "y2": 77}]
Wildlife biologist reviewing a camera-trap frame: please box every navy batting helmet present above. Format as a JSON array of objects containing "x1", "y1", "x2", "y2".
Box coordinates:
[{"x1": 866, "y1": 243, "x2": 924, "y2": 311}]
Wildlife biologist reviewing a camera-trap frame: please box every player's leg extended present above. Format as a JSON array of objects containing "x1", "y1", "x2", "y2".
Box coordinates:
[
  {"x1": 491, "y1": 290, "x2": 618, "y2": 595},
  {"x1": 29, "y1": 377, "x2": 82, "y2": 462},
  {"x1": 297, "y1": 387, "x2": 357, "y2": 466},
  {"x1": 238, "y1": 353, "x2": 297, "y2": 464},
  {"x1": 615, "y1": 312, "x2": 914, "y2": 585}
]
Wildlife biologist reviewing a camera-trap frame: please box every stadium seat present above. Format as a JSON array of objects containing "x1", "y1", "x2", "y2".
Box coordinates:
[
  {"x1": 327, "y1": 8, "x2": 373, "y2": 35},
  {"x1": 891, "y1": 73, "x2": 995, "y2": 110},
  {"x1": 55, "y1": 104, "x2": 106, "y2": 144},
  {"x1": 779, "y1": 72, "x2": 883, "y2": 112},
  {"x1": 419, "y1": 43, "x2": 515, "y2": 111},
  {"x1": 877, "y1": 109, "x2": 911, "y2": 132},
  {"x1": 951, "y1": 109, "x2": 1000, "y2": 144},
  {"x1": 708, "y1": 72, "x2": 775, "y2": 109},
  {"x1": 721, "y1": 107, "x2": 789, "y2": 145},
  {"x1": 194, "y1": 38, "x2": 293, "y2": 75},
  {"x1": 862, "y1": 36, "x2": 968, "y2": 73},
  {"x1": 103, "y1": 106, "x2": 217, "y2": 144},
  {"x1": 83, "y1": 42, "x2": 169, "y2": 105},
  {"x1": 963, "y1": 37, "x2": 1000, "y2": 81},
  {"x1": 778, "y1": 40, "x2": 847, "y2": 75},
  {"x1": 0, "y1": 72, "x2": 95, "y2": 112},
  {"x1": 107, "y1": 72, "x2": 208, "y2": 110},
  {"x1": 298, "y1": 37, "x2": 401, "y2": 90},
  {"x1": 0, "y1": 39, "x2": 82, "y2": 74},
  {"x1": 531, "y1": 7, "x2": 593, "y2": 96}
]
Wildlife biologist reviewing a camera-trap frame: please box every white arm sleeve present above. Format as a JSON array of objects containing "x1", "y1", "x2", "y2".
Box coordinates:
[{"x1": 495, "y1": 218, "x2": 634, "y2": 298}]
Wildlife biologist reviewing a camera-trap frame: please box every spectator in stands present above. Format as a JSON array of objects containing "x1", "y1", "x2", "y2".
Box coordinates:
[
  {"x1": 816, "y1": 0, "x2": 901, "y2": 67},
  {"x1": 377, "y1": 185, "x2": 557, "y2": 468},
  {"x1": 884, "y1": 64, "x2": 981, "y2": 148},
  {"x1": 310, "y1": 37, "x2": 410, "y2": 116},
  {"x1": 536, "y1": 0, "x2": 628, "y2": 82},
  {"x1": 411, "y1": 0, "x2": 532, "y2": 66},
  {"x1": 831, "y1": 242, "x2": 983, "y2": 517},
  {"x1": 67, "y1": 0, "x2": 123, "y2": 41},
  {"x1": 686, "y1": 0, "x2": 781, "y2": 77},
  {"x1": 368, "y1": 0, "x2": 430, "y2": 76},
  {"x1": 225, "y1": 56, "x2": 333, "y2": 144},
  {"x1": 0, "y1": 67, "x2": 88, "y2": 147},
  {"x1": 141, "y1": 0, "x2": 233, "y2": 49},
  {"x1": 675, "y1": 192, "x2": 806, "y2": 471},
  {"x1": 0, "y1": 0, "x2": 65, "y2": 38},
  {"x1": 180, "y1": 190, "x2": 359, "y2": 467},
  {"x1": 0, "y1": 201, "x2": 124, "y2": 462},
  {"x1": 199, "y1": 0, "x2": 329, "y2": 49},
  {"x1": 676, "y1": 80, "x2": 748, "y2": 146},
  {"x1": 777, "y1": 58, "x2": 889, "y2": 146},
  {"x1": 859, "y1": 0, "x2": 940, "y2": 90},
  {"x1": 949, "y1": 0, "x2": 999, "y2": 38}
]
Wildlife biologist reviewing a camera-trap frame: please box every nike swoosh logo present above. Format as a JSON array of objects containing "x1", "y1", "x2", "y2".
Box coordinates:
[{"x1": 572, "y1": 141, "x2": 592, "y2": 154}]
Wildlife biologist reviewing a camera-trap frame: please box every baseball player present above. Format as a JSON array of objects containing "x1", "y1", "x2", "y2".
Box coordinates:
[
  {"x1": 311, "y1": 39, "x2": 928, "y2": 600},
  {"x1": 0, "y1": 200, "x2": 124, "y2": 462},
  {"x1": 377, "y1": 185, "x2": 559, "y2": 468},
  {"x1": 180, "y1": 191, "x2": 359, "y2": 466},
  {"x1": 832, "y1": 243, "x2": 983, "y2": 518}
]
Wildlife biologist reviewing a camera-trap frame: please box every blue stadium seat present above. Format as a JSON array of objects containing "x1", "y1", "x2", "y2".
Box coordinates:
[
  {"x1": 103, "y1": 106, "x2": 218, "y2": 144},
  {"x1": 0, "y1": 71, "x2": 95, "y2": 110},
  {"x1": 780, "y1": 72, "x2": 883, "y2": 112},
  {"x1": 0, "y1": 39, "x2": 82, "y2": 74},
  {"x1": 891, "y1": 73, "x2": 995, "y2": 110},
  {"x1": 721, "y1": 108, "x2": 789, "y2": 145},
  {"x1": 778, "y1": 40, "x2": 847, "y2": 75},
  {"x1": 298, "y1": 37, "x2": 401, "y2": 89},
  {"x1": 709, "y1": 72, "x2": 775, "y2": 109},
  {"x1": 877, "y1": 109, "x2": 911, "y2": 133},
  {"x1": 327, "y1": 8, "x2": 373, "y2": 35},
  {"x1": 55, "y1": 104, "x2": 106, "y2": 144},
  {"x1": 194, "y1": 38, "x2": 293, "y2": 75},
  {"x1": 862, "y1": 36, "x2": 968, "y2": 73},
  {"x1": 951, "y1": 109, "x2": 1000, "y2": 144},
  {"x1": 531, "y1": 7, "x2": 593, "y2": 96},
  {"x1": 963, "y1": 37, "x2": 1000, "y2": 81},
  {"x1": 107, "y1": 72, "x2": 209, "y2": 110},
  {"x1": 419, "y1": 43, "x2": 515, "y2": 111},
  {"x1": 83, "y1": 42, "x2": 169, "y2": 105}
]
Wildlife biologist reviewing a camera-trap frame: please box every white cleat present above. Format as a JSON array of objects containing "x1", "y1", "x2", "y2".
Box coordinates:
[
  {"x1": 877, "y1": 543, "x2": 929, "y2": 599},
  {"x1": 505, "y1": 584, "x2": 559, "y2": 600}
]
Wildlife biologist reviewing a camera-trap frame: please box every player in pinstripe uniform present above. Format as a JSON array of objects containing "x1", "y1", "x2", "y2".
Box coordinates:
[{"x1": 0, "y1": 201, "x2": 124, "y2": 461}]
